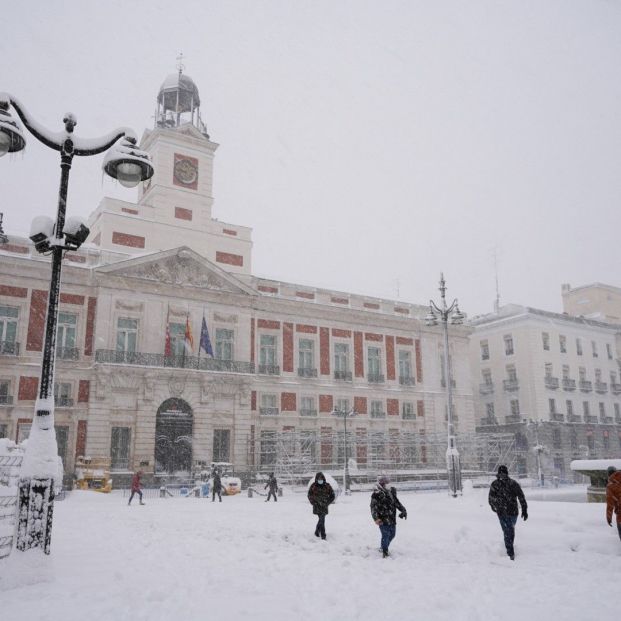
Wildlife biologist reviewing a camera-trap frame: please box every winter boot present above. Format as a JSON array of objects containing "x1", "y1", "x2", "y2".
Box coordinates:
[
  {"x1": 140, "y1": 500, "x2": 145, "y2": 505},
  {"x1": 382, "y1": 549, "x2": 390, "y2": 558}
]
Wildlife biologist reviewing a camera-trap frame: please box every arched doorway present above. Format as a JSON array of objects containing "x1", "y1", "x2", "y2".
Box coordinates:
[{"x1": 155, "y1": 398, "x2": 193, "y2": 475}]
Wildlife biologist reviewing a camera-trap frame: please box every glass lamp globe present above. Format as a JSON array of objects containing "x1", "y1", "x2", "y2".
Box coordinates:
[
  {"x1": 0, "y1": 131, "x2": 10, "y2": 157},
  {"x1": 115, "y1": 162, "x2": 143, "y2": 188}
]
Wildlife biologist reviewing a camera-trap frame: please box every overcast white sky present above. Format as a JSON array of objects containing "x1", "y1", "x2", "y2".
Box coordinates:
[{"x1": 1, "y1": 0, "x2": 620, "y2": 316}]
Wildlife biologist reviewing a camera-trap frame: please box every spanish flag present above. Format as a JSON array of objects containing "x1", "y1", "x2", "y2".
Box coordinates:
[{"x1": 184, "y1": 313, "x2": 194, "y2": 354}]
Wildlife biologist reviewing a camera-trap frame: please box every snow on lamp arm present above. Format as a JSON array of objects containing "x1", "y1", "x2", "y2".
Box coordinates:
[{"x1": 0, "y1": 92, "x2": 154, "y2": 555}]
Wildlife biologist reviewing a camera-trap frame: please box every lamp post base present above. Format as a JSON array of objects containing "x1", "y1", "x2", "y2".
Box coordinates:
[
  {"x1": 446, "y1": 449, "x2": 462, "y2": 498},
  {"x1": 15, "y1": 477, "x2": 55, "y2": 554}
]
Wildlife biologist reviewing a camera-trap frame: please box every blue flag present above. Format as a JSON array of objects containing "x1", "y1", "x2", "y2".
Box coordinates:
[{"x1": 200, "y1": 316, "x2": 214, "y2": 357}]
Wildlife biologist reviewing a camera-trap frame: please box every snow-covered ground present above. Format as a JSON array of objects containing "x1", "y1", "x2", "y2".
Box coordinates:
[{"x1": 0, "y1": 485, "x2": 617, "y2": 621}]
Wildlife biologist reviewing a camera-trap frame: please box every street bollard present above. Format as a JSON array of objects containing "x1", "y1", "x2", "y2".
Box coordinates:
[
  {"x1": 159, "y1": 486, "x2": 167, "y2": 498},
  {"x1": 278, "y1": 487, "x2": 283, "y2": 497},
  {"x1": 248, "y1": 487, "x2": 253, "y2": 498}
]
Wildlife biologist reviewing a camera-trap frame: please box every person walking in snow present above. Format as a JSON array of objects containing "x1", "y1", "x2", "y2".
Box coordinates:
[
  {"x1": 265, "y1": 472, "x2": 278, "y2": 502},
  {"x1": 128, "y1": 470, "x2": 145, "y2": 506},
  {"x1": 606, "y1": 466, "x2": 621, "y2": 542},
  {"x1": 370, "y1": 475, "x2": 407, "y2": 558},
  {"x1": 212, "y1": 469, "x2": 223, "y2": 502},
  {"x1": 307, "y1": 472, "x2": 335, "y2": 540},
  {"x1": 488, "y1": 464, "x2": 527, "y2": 560}
]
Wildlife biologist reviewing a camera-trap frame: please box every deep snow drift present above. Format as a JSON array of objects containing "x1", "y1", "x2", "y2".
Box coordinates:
[{"x1": 0, "y1": 485, "x2": 617, "y2": 621}]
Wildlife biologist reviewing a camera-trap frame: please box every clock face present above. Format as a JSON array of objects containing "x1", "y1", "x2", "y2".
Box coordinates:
[{"x1": 174, "y1": 158, "x2": 198, "y2": 185}]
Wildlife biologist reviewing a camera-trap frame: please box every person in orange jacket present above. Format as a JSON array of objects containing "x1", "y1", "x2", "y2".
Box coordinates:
[{"x1": 606, "y1": 466, "x2": 621, "y2": 542}]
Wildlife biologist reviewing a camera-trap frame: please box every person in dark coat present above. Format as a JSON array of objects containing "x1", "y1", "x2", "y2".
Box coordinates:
[
  {"x1": 307, "y1": 472, "x2": 335, "y2": 539},
  {"x1": 128, "y1": 470, "x2": 145, "y2": 506},
  {"x1": 212, "y1": 470, "x2": 223, "y2": 502},
  {"x1": 265, "y1": 472, "x2": 278, "y2": 502},
  {"x1": 606, "y1": 466, "x2": 621, "y2": 542},
  {"x1": 488, "y1": 465, "x2": 527, "y2": 560},
  {"x1": 370, "y1": 475, "x2": 407, "y2": 558}
]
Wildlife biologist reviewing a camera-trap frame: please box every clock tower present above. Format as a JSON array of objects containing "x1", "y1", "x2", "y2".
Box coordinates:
[{"x1": 86, "y1": 67, "x2": 252, "y2": 275}]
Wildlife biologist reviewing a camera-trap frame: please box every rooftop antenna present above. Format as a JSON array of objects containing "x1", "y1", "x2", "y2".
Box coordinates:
[
  {"x1": 176, "y1": 51, "x2": 185, "y2": 76},
  {"x1": 492, "y1": 247, "x2": 501, "y2": 313}
]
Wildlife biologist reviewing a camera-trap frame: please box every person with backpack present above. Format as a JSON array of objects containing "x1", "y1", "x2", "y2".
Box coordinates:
[
  {"x1": 488, "y1": 465, "x2": 528, "y2": 560},
  {"x1": 606, "y1": 466, "x2": 621, "y2": 542},
  {"x1": 265, "y1": 472, "x2": 278, "y2": 502},
  {"x1": 370, "y1": 475, "x2": 407, "y2": 558},
  {"x1": 128, "y1": 470, "x2": 145, "y2": 506},
  {"x1": 307, "y1": 472, "x2": 335, "y2": 540}
]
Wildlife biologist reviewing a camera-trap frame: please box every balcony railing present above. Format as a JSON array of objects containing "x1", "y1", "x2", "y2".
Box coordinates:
[
  {"x1": 480, "y1": 416, "x2": 498, "y2": 426},
  {"x1": 399, "y1": 376, "x2": 415, "y2": 386},
  {"x1": 503, "y1": 379, "x2": 519, "y2": 392},
  {"x1": 370, "y1": 410, "x2": 386, "y2": 419},
  {"x1": 95, "y1": 350, "x2": 255, "y2": 374},
  {"x1": 479, "y1": 383, "x2": 494, "y2": 395},
  {"x1": 367, "y1": 374, "x2": 385, "y2": 384},
  {"x1": 402, "y1": 410, "x2": 416, "y2": 420},
  {"x1": 258, "y1": 364, "x2": 280, "y2": 376},
  {"x1": 441, "y1": 378, "x2": 456, "y2": 388},
  {"x1": 595, "y1": 381, "x2": 608, "y2": 394},
  {"x1": 334, "y1": 370, "x2": 352, "y2": 382},
  {"x1": 579, "y1": 380, "x2": 592, "y2": 393},
  {"x1": 0, "y1": 341, "x2": 19, "y2": 356},
  {"x1": 505, "y1": 414, "x2": 522, "y2": 424},
  {"x1": 0, "y1": 395, "x2": 14, "y2": 405},
  {"x1": 55, "y1": 396, "x2": 74, "y2": 408},
  {"x1": 562, "y1": 378, "x2": 576, "y2": 391},
  {"x1": 567, "y1": 414, "x2": 581, "y2": 423},
  {"x1": 584, "y1": 415, "x2": 598, "y2": 424},
  {"x1": 259, "y1": 407, "x2": 279, "y2": 416},
  {"x1": 299, "y1": 408, "x2": 317, "y2": 417},
  {"x1": 611, "y1": 383, "x2": 621, "y2": 395},
  {"x1": 550, "y1": 412, "x2": 565, "y2": 422},
  {"x1": 600, "y1": 415, "x2": 613, "y2": 424},
  {"x1": 56, "y1": 347, "x2": 79, "y2": 361},
  {"x1": 544, "y1": 376, "x2": 559, "y2": 389},
  {"x1": 297, "y1": 367, "x2": 318, "y2": 378}
]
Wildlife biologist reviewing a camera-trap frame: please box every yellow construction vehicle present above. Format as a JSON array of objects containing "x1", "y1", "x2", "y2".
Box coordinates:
[{"x1": 74, "y1": 457, "x2": 113, "y2": 493}]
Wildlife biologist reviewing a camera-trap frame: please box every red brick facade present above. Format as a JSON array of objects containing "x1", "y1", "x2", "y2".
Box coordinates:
[
  {"x1": 387, "y1": 398, "x2": 399, "y2": 416},
  {"x1": 258, "y1": 319, "x2": 280, "y2": 329},
  {"x1": 112, "y1": 231, "x2": 145, "y2": 248},
  {"x1": 26, "y1": 289, "x2": 48, "y2": 351},
  {"x1": 283, "y1": 323, "x2": 294, "y2": 373},
  {"x1": 174, "y1": 207, "x2": 193, "y2": 221},
  {"x1": 354, "y1": 396, "x2": 367, "y2": 415},
  {"x1": 354, "y1": 331, "x2": 364, "y2": 378},
  {"x1": 415, "y1": 339, "x2": 423, "y2": 383},
  {"x1": 385, "y1": 335, "x2": 396, "y2": 381},
  {"x1": 319, "y1": 394, "x2": 333, "y2": 413},
  {"x1": 75, "y1": 420, "x2": 87, "y2": 459},
  {"x1": 319, "y1": 328, "x2": 330, "y2": 375},
  {"x1": 85, "y1": 297, "x2": 97, "y2": 356},
  {"x1": 0, "y1": 285, "x2": 27, "y2": 298},
  {"x1": 78, "y1": 380, "x2": 90, "y2": 403},
  {"x1": 215, "y1": 251, "x2": 244, "y2": 267},
  {"x1": 281, "y1": 392, "x2": 297, "y2": 412},
  {"x1": 60, "y1": 293, "x2": 85, "y2": 305},
  {"x1": 18, "y1": 376, "x2": 39, "y2": 401},
  {"x1": 296, "y1": 324, "x2": 317, "y2": 333}
]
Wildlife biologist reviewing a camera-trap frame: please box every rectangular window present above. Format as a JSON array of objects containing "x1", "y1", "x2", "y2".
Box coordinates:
[
  {"x1": 566, "y1": 400, "x2": 573, "y2": 416},
  {"x1": 116, "y1": 317, "x2": 138, "y2": 353},
  {"x1": 511, "y1": 399, "x2": 520, "y2": 416},
  {"x1": 576, "y1": 338, "x2": 583, "y2": 356},
  {"x1": 603, "y1": 431, "x2": 610, "y2": 450},
  {"x1": 298, "y1": 339, "x2": 314, "y2": 370},
  {"x1": 480, "y1": 340, "x2": 489, "y2": 361},
  {"x1": 615, "y1": 403, "x2": 620, "y2": 418},
  {"x1": 260, "y1": 431, "x2": 277, "y2": 466},
  {"x1": 169, "y1": 322, "x2": 186, "y2": 356},
  {"x1": 334, "y1": 343, "x2": 349, "y2": 372},
  {"x1": 0, "y1": 380, "x2": 10, "y2": 404},
  {"x1": 599, "y1": 402, "x2": 605, "y2": 417},
  {"x1": 0, "y1": 423, "x2": 7, "y2": 439},
  {"x1": 562, "y1": 365, "x2": 570, "y2": 379},
  {"x1": 591, "y1": 341, "x2": 598, "y2": 358},
  {"x1": 579, "y1": 367, "x2": 586, "y2": 381},
  {"x1": 213, "y1": 429, "x2": 231, "y2": 462},
  {"x1": 55, "y1": 425, "x2": 69, "y2": 465},
  {"x1": 370, "y1": 400, "x2": 384, "y2": 418},
  {"x1": 398, "y1": 350, "x2": 412, "y2": 380},
  {"x1": 506, "y1": 365, "x2": 517, "y2": 382},
  {"x1": 559, "y1": 335, "x2": 567, "y2": 353},
  {"x1": 606, "y1": 343, "x2": 613, "y2": 360},
  {"x1": 542, "y1": 332, "x2": 550, "y2": 351},
  {"x1": 110, "y1": 426, "x2": 131, "y2": 470},
  {"x1": 57, "y1": 312, "x2": 77, "y2": 351},
  {"x1": 367, "y1": 347, "x2": 381, "y2": 378},
  {"x1": 587, "y1": 433, "x2": 595, "y2": 450},
  {"x1": 583, "y1": 401, "x2": 590, "y2": 416},
  {"x1": 504, "y1": 335, "x2": 514, "y2": 356},
  {"x1": 260, "y1": 393, "x2": 278, "y2": 415},
  {"x1": 486, "y1": 403, "x2": 495, "y2": 417},
  {"x1": 595, "y1": 368, "x2": 602, "y2": 382},
  {"x1": 570, "y1": 428, "x2": 578, "y2": 449},
  {"x1": 402, "y1": 402, "x2": 415, "y2": 419},
  {"x1": 335, "y1": 397, "x2": 350, "y2": 414},
  {"x1": 215, "y1": 328, "x2": 234, "y2": 360},
  {"x1": 54, "y1": 382, "x2": 72, "y2": 407},
  {"x1": 552, "y1": 429, "x2": 562, "y2": 449},
  {"x1": 610, "y1": 371, "x2": 617, "y2": 385},
  {"x1": 300, "y1": 395, "x2": 316, "y2": 416},
  {"x1": 259, "y1": 334, "x2": 277, "y2": 366},
  {"x1": 548, "y1": 398, "x2": 556, "y2": 414},
  {"x1": 0, "y1": 305, "x2": 18, "y2": 348},
  {"x1": 482, "y1": 369, "x2": 492, "y2": 385},
  {"x1": 545, "y1": 363, "x2": 553, "y2": 378}
]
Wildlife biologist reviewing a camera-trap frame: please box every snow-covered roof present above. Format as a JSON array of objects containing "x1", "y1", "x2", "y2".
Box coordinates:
[{"x1": 570, "y1": 459, "x2": 621, "y2": 471}]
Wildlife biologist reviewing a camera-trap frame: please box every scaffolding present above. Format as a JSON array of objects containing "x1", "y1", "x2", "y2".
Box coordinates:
[{"x1": 247, "y1": 429, "x2": 517, "y2": 487}]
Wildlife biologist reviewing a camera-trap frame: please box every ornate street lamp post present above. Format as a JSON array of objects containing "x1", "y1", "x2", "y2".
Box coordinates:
[
  {"x1": 0, "y1": 93, "x2": 154, "y2": 554},
  {"x1": 425, "y1": 273, "x2": 464, "y2": 497},
  {"x1": 331, "y1": 408, "x2": 357, "y2": 494}
]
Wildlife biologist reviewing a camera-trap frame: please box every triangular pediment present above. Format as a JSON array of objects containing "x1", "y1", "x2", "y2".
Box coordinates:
[{"x1": 96, "y1": 247, "x2": 255, "y2": 295}]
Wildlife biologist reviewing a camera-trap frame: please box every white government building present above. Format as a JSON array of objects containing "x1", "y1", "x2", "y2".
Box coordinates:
[{"x1": 0, "y1": 71, "x2": 476, "y2": 484}]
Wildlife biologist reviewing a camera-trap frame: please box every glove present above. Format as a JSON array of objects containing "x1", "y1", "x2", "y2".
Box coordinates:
[
  {"x1": 522, "y1": 511, "x2": 528, "y2": 521},
  {"x1": 399, "y1": 512, "x2": 407, "y2": 520}
]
